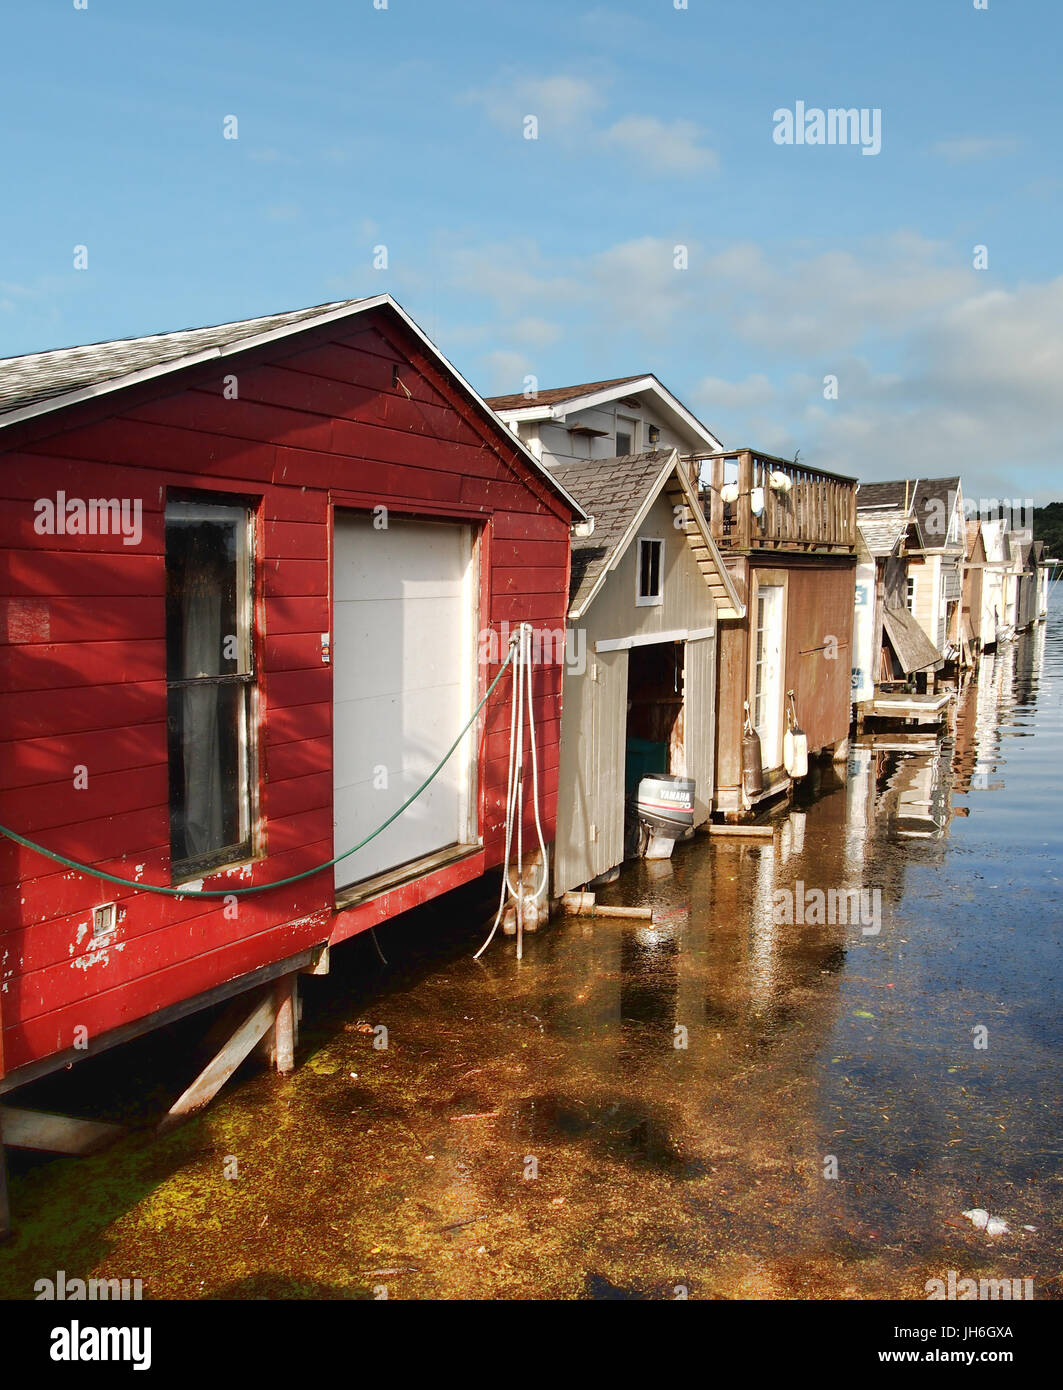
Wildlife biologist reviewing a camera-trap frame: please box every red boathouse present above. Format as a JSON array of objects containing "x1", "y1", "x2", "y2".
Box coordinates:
[{"x1": 0, "y1": 295, "x2": 582, "y2": 1093}]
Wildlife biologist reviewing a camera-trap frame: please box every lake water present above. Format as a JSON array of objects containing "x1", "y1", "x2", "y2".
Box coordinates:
[{"x1": 2, "y1": 604, "x2": 1060, "y2": 1299}]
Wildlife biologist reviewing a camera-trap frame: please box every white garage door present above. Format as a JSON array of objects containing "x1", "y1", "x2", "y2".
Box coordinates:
[{"x1": 332, "y1": 512, "x2": 477, "y2": 891}]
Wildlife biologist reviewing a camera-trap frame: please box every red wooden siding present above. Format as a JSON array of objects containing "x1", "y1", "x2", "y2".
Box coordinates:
[{"x1": 0, "y1": 307, "x2": 573, "y2": 1079}]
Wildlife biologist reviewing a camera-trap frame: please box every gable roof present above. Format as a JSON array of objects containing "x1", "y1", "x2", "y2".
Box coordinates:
[
  {"x1": 486, "y1": 373, "x2": 724, "y2": 453},
  {"x1": 980, "y1": 517, "x2": 1010, "y2": 563},
  {"x1": 0, "y1": 295, "x2": 587, "y2": 522},
  {"x1": 857, "y1": 477, "x2": 962, "y2": 550},
  {"x1": 1009, "y1": 535, "x2": 1035, "y2": 569},
  {"x1": 965, "y1": 519, "x2": 986, "y2": 562},
  {"x1": 486, "y1": 376, "x2": 646, "y2": 412},
  {"x1": 857, "y1": 509, "x2": 911, "y2": 558},
  {"x1": 0, "y1": 302, "x2": 362, "y2": 418},
  {"x1": 545, "y1": 449, "x2": 743, "y2": 621}
]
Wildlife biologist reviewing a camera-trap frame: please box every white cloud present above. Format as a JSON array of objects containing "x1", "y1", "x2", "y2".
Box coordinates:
[
  {"x1": 404, "y1": 229, "x2": 1063, "y2": 499},
  {"x1": 465, "y1": 69, "x2": 716, "y2": 175},
  {"x1": 798, "y1": 278, "x2": 1063, "y2": 493},
  {"x1": 602, "y1": 116, "x2": 717, "y2": 173},
  {"x1": 694, "y1": 373, "x2": 777, "y2": 412},
  {"x1": 930, "y1": 136, "x2": 1020, "y2": 163},
  {"x1": 481, "y1": 348, "x2": 536, "y2": 396},
  {"x1": 466, "y1": 72, "x2": 605, "y2": 135},
  {"x1": 444, "y1": 237, "x2": 586, "y2": 317},
  {"x1": 509, "y1": 316, "x2": 564, "y2": 348}
]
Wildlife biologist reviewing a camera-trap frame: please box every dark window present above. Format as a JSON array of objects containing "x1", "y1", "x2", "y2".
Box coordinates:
[
  {"x1": 165, "y1": 500, "x2": 255, "y2": 877},
  {"x1": 637, "y1": 537, "x2": 663, "y2": 604},
  {"x1": 616, "y1": 415, "x2": 638, "y2": 456}
]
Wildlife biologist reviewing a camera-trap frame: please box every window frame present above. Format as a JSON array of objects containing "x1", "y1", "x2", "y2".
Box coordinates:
[
  {"x1": 616, "y1": 415, "x2": 639, "y2": 457},
  {"x1": 164, "y1": 496, "x2": 259, "y2": 883},
  {"x1": 635, "y1": 536, "x2": 664, "y2": 607}
]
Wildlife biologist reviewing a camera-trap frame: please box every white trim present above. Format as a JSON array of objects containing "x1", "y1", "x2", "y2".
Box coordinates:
[
  {"x1": 635, "y1": 535, "x2": 664, "y2": 607},
  {"x1": 494, "y1": 374, "x2": 724, "y2": 453},
  {"x1": 595, "y1": 626, "x2": 715, "y2": 653},
  {"x1": 498, "y1": 404, "x2": 552, "y2": 422},
  {"x1": 568, "y1": 448, "x2": 746, "y2": 622},
  {"x1": 0, "y1": 294, "x2": 588, "y2": 524},
  {"x1": 616, "y1": 413, "x2": 640, "y2": 456}
]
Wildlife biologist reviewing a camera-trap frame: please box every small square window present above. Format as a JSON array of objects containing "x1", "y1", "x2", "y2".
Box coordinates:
[{"x1": 636, "y1": 538, "x2": 663, "y2": 606}]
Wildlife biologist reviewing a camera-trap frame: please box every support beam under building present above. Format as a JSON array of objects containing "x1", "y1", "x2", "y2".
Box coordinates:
[{"x1": 0, "y1": 1109, "x2": 10, "y2": 1242}]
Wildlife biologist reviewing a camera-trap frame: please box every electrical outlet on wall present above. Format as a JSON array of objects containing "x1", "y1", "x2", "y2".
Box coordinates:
[{"x1": 92, "y1": 903, "x2": 117, "y2": 938}]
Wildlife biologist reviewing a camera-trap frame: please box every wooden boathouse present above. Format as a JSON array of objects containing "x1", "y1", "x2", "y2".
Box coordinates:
[
  {"x1": 0, "y1": 296, "x2": 583, "y2": 1127},
  {"x1": 692, "y1": 450, "x2": 859, "y2": 816},
  {"x1": 547, "y1": 449, "x2": 744, "y2": 897}
]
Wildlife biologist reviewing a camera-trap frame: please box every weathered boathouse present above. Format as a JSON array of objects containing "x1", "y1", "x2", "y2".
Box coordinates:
[
  {"x1": 546, "y1": 448, "x2": 744, "y2": 897},
  {"x1": 0, "y1": 296, "x2": 582, "y2": 1124},
  {"x1": 694, "y1": 450, "x2": 858, "y2": 816}
]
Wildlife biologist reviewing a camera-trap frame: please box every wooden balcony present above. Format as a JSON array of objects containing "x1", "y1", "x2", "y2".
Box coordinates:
[{"x1": 686, "y1": 449, "x2": 857, "y2": 554}]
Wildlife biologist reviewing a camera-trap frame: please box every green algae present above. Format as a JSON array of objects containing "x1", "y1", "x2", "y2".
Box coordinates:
[{"x1": 2, "y1": 648, "x2": 1062, "y2": 1300}]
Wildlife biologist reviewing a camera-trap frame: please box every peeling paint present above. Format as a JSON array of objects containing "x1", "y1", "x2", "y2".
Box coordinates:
[{"x1": 73, "y1": 948, "x2": 111, "y2": 971}]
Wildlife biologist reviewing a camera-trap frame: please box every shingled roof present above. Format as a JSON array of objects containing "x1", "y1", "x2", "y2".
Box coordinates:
[
  {"x1": 0, "y1": 295, "x2": 588, "y2": 520},
  {"x1": 550, "y1": 451, "x2": 669, "y2": 610},
  {"x1": 486, "y1": 376, "x2": 646, "y2": 413},
  {"x1": 857, "y1": 477, "x2": 962, "y2": 550},
  {"x1": 857, "y1": 509, "x2": 911, "y2": 558},
  {"x1": 0, "y1": 300, "x2": 367, "y2": 419},
  {"x1": 545, "y1": 449, "x2": 743, "y2": 620}
]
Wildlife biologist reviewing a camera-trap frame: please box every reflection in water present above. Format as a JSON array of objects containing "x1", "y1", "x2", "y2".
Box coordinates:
[
  {"x1": 2, "y1": 613, "x2": 1059, "y2": 1302},
  {"x1": 619, "y1": 913, "x2": 680, "y2": 1046}
]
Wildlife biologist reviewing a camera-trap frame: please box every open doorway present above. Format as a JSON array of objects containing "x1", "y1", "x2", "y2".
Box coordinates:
[
  {"x1": 624, "y1": 640, "x2": 686, "y2": 793},
  {"x1": 623, "y1": 640, "x2": 686, "y2": 860}
]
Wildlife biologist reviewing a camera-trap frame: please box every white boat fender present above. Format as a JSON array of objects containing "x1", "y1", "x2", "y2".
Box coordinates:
[{"x1": 783, "y1": 690, "x2": 808, "y2": 778}]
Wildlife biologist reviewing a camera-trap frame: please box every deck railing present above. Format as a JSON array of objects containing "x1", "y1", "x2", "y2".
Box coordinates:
[{"x1": 684, "y1": 449, "x2": 858, "y2": 553}]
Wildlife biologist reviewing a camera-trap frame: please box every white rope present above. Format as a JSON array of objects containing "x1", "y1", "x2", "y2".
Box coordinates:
[
  {"x1": 474, "y1": 630, "x2": 523, "y2": 960},
  {"x1": 512, "y1": 625, "x2": 550, "y2": 906},
  {"x1": 474, "y1": 623, "x2": 550, "y2": 960}
]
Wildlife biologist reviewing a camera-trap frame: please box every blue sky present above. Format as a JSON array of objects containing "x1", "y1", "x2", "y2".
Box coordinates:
[{"x1": 2, "y1": 0, "x2": 1061, "y2": 498}]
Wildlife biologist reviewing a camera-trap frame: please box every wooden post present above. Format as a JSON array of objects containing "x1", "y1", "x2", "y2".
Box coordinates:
[
  {"x1": 0, "y1": 1107, "x2": 123, "y2": 1155},
  {"x1": 710, "y1": 456, "x2": 724, "y2": 541},
  {"x1": 0, "y1": 963, "x2": 8, "y2": 1240},
  {"x1": 737, "y1": 450, "x2": 753, "y2": 550},
  {"x1": 160, "y1": 988, "x2": 276, "y2": 1131},
  {"x1": 272, "y1": 975, "x2": 297, "y2": 1076},
  {"x1": 0, "y1": 1108, "x2": 10, "y2": 1241}
]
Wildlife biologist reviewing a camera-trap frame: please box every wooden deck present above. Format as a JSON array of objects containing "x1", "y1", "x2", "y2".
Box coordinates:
[
  {"x1": 860, "y1": 691, "x2": 953, "y2": 724},
  {"x1": 687, "y1": 449, "x2": 858, "y2": 554}
]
